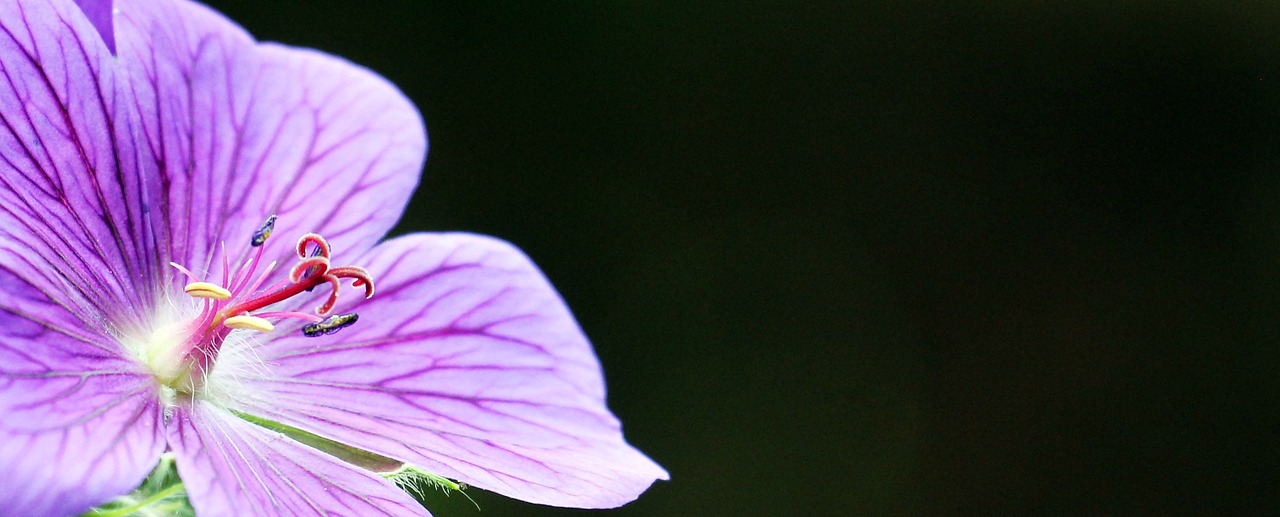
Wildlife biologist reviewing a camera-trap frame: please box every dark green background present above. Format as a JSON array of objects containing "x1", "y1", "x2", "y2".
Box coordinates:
[{"x1": 203, "y1": 1, "x2": 1280, "y2": 515}]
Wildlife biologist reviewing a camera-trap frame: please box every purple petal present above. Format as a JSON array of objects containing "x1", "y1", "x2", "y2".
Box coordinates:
[
  {"x1": 168, "y1": 401, "x2": 429, "y2": 517},
  {"x1": 0, "y1": 268, "x2": 165, "y2": 516},
  {"x1": 216, "y1": 234, "x2": 668, "y2": 509},
  {"x1": 0, "y1": 0, "x2": 162, "y2": 324},
  {"x1": 114, "y1": 0, "x2": 425, "y2": 281},
  {"x1": 72, "y1": 0, "x2": 114, "y2": 54}
]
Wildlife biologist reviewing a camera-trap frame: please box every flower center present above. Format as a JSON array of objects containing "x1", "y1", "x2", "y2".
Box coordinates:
[{"x1": 138, "y1": 216, "x2": 373, "y2": 395}]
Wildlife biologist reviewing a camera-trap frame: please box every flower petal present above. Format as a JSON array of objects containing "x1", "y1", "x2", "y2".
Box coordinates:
[
  {"x1": 0, "y1": 267, "x2": 165, "y2": 516},
  {"x1": 0, "y1": 0, "x2": 162, "y2": 323},
  {"x1": 216, "y1": 234, "x2": 668, "y2": 509},
  {"x1": 72, "y1": 0, "x2": 115, "y2": 54},
  {"x1": 114, "y1": 0, "x2": 425, "y2": 280},
  {"x1": 168, "y1": 401, "x2": 429, "y2": 517}
]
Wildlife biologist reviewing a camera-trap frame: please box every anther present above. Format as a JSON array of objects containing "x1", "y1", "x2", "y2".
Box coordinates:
[
  {"x1": 185, "y1": 281, "x2": 232, "y2": 300},
  {"x1": 251, "y1": 214, "x2": 277, "y2": 247},
  {"x1": 302, "y1": 313, "x2": 359, "y2": 337},
  {"x1": 304, "y1": 244, "x2": 325, "y2": 292},
  {"x1": 224, "y1": 315, "x2": 276, "y2": 333}
]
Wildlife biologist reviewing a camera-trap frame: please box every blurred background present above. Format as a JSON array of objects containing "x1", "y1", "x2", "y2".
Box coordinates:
[{"x1": 205, "y1": 1, "x2": 1280, "y2": 515}]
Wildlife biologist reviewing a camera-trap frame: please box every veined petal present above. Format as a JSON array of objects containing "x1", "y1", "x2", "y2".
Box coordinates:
[
  {"x1": 216, "y1": 234, "x2": 668, "y2": 509},
  {"x1": 168, "y1": 401, "x2": 429, "y2": 517},
  {"x1": 0, "y1": 268, "x2": 165, "y2": 516},
  {"x1": 0, "y1": 0, "x2": 162, "y2": 324},
  {"x1": 114, "y1": 0, "x2": 425, "y2": 283},
  {"x1": 72, "y1": 0, "x2": 115, "y2": 54}
]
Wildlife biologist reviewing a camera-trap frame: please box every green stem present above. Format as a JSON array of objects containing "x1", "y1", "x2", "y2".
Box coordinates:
[{"x1": 89, "y1": 482, "x2": 185, "y2": 517}]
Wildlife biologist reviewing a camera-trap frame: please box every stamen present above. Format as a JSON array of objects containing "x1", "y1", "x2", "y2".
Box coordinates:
[
  {"x1": 242, "y1": 260, "x2": 278, "y2": 297},
  {"x1": 302, "y1": 313, "x2": 359, "y2": 337},
  {"x1": 251, "y1": 214, "x2": 277, "y2": 247},
  {"x1": 221, "y1": 241, "x2": 231, "y2": 286},
  {"x1": 228, "y1": 247, "x2": 266, "y2": 296},
  {"x1": 185, "y1": 282, "x2": 232, "y2": 300},
  {"x1": 224, "y1": 315, "x2": 275, "y2": 332},
  {"x1": 169, "y1": 262, "x2": 200, "y2": 282}
]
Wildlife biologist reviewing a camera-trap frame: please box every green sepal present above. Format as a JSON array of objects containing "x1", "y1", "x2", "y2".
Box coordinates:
[
  {"x1": 231, "y1": 409, "x2": 475, "y2": 508},
  {"x1": 228, "y1": 408, "x2": 403, "y2": 473},
  {"x1": 383, "y1": 464, "x2": 478, "y2": 509},
  {"x1": 82, "y1": 453, "x2": 191, "y2": 517}
]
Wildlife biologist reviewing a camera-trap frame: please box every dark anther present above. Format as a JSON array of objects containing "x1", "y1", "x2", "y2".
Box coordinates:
[
  {"x1": 304, "y1": 242, "x2": 325, "y2": 291},
  {"x1": 302, "y1": 312, "x2": 359, "y2": 337},
  {"x1": 251, "y1": 214, "x2": 277, "y2": 247}
]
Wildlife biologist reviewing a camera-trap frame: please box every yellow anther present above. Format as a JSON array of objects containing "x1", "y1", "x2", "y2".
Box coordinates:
[
  {"x1": 184, "y1": 282, "x2": 231, "y2": 300},
  {"x1": 224, "y1": 315, "x2": 275, "y2": 333}
]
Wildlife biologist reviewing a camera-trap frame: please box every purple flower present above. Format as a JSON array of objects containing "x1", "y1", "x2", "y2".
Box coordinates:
[{"x1": 0, "y1": 0, "x2": 668, "y2": 514}]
